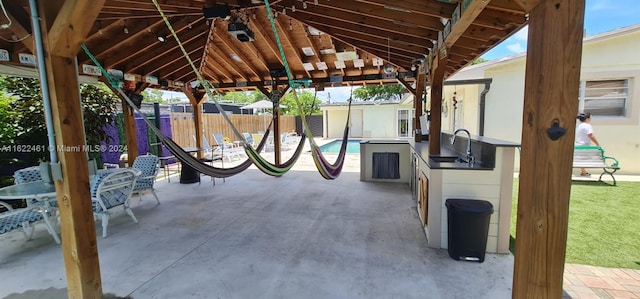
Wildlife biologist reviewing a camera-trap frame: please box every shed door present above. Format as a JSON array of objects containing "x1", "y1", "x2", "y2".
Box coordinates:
[{"x1": 350, "y1": 110, "x2": 363, "y2": 137}]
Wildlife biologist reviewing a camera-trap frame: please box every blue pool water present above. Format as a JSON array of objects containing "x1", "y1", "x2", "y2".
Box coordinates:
[{"x1": 318, "y1": 140, "x2": 361, "y2": 154}]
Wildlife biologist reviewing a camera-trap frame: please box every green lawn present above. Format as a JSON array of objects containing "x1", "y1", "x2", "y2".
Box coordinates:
[{"x1": 511, "y1": 179, "x2": 640, "y2": 270}]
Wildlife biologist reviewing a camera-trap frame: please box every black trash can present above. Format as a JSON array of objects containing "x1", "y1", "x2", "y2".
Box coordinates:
[{"x1": 445, "y1": 199, "x2": 494, "y2": 262}]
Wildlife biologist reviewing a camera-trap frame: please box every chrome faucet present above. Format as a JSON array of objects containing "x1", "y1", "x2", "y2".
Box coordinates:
[{"x1": 450, "y1": 128, "x2": 475, "y2": 164}]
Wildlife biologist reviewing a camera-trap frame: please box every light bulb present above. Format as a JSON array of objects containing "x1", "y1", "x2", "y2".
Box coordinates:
[
  {"x1": 124, "y1": 27, "x2": 129, "y2": 34},
  {"x1": 289, "y1": 20, "x2": 293, "y2": 30},
  {"x1": 314, "y1": 0, "x2": 318, "y2": 4},
  {"x1": 303, "y1": 1, "x2": 307, "y2": 9},
  {"x1": 292, "y1": 4, "x2": 296, "y2": 12},
  {"x1": 98, "y1": 28, "x2": 103, "y2": 35},
  {"x1": 282, "y1": 7, "x2": 286, "y2": 15}
]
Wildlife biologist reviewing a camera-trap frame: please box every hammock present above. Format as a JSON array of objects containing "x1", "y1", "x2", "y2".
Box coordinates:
[
  {"x1": 81, "y1": 45, "x2": 291, "y2": 178},
  {"x1": 150, "y1": 0, "x2": 307, "y2": 177},
  {"x1": 263, "y1": 0, "x2": 352, "y2": 179}
]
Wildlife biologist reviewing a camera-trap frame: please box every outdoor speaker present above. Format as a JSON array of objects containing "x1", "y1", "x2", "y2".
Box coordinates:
[{"x1": 203, "y1": 5, "x2": 231, "y2": 19}]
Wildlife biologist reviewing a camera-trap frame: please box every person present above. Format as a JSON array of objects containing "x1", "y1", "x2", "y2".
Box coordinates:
[{"x1": 575, "y1": 112, "x2": 600, "y2": 176}]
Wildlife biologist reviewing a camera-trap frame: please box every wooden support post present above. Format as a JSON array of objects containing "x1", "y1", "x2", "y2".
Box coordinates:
[
  {"x1": 38, "y1": 0, "x2": 107, "y2": 297},
  {"x1": 104, "y1": 83, "x2": 139, "y2": 166},
  {"x1": 414, "y1": 72, "x2": 426, "y2": 142},
  {"x1": 428, "y1": 61, "x2": 446, "y2": 156},
  {"x1": 121, "y1": 98, "x2": 139, "y2": 166},
  {"x1": 48, "y1": 54, "x2": 103, "y2": 299},
  {"x1": 513, "y1": 0, "x2": 585, "y2": 297},
  {"x1": 184, "y1": 90, "x2": 206, "y2": 159},
  {"x1": 273, "y1": 97, "x2": 281, "y2": 165}
]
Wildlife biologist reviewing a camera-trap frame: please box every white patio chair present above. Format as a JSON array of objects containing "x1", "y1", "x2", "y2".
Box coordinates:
[
  {"x1": 131, "y1": 154, "x2": 160, "y2": 204},
  {"x1": 212, "y1": 133, "x2": 241, "y2": 162},
  {"x1": 90, "y1": 168, "x2": 138, "y2": 238},
  {"x1": 0, "y1": 201, "x2": 60, "y2": 244},
  {"x1": 13, "y1": 166, "x2": 42, "y2": 184}
]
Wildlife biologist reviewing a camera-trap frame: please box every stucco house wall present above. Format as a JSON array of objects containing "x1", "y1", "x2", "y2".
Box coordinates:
[{"x1": 449, "y1": 24, "x2": 640, "y2": 174}]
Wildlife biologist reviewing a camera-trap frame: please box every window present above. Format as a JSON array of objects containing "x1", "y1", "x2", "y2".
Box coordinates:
[
  {"x1": 578, "y1": 79, "x2": 628, "y2": 116},
  {"x1": 397, "y1": 109, "x2": 414, "y2": 138}
]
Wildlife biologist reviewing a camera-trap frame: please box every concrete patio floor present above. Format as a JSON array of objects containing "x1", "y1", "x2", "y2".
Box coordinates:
[{"x1": 0, "y1": 151, "x2": 515, "y2": 298}]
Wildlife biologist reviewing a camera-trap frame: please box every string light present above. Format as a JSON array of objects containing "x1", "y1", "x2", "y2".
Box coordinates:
[
  {"x1": 98, "y1": 21, "x2": 103, "y2": 35},
  {"x1": 282, "y1": 7, "x2": 286, "y2": 15},
  {"x1": 292, "y1": 4, "x2": 296, "y2": 12},
  {"x1": 303, "y1": 0, "x2": 307, "y2": 9},
  {"x1": 314, "y1": 0, "x2": 318, "y2": 5},
  {"x1": 123, "y1": 20, "x2": 129, "y2": 34},
  {"x1": 289, "y1": 19, "x2": 293, "y2": 30}
]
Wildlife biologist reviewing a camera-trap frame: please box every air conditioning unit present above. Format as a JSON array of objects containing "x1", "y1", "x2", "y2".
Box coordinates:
[{"x1": 228, "y1": 22, "x2": 254, "y2": 42}]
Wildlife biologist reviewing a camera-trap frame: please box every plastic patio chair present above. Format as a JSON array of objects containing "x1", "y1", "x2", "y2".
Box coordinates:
[
  {"x1": 0, "y1": 201, "x2": 60, "y2": 244},
  {"x1": 90, "y1": 168, "x2": 138, "y2": 238},
  {"x1": 131, "y1": 154, "x2": 160, "y2": 204},
  {"x1": 13, "y1": 166, "x2": 42, "y2": 184},
  {"x1": 212, "y1": 133, "x2": 240, "y2": 162}
]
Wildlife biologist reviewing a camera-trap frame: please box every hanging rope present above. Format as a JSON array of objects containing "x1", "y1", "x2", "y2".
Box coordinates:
[
  {"x1": 148, "y1": 0, "x2": 309, "y2": 176},
  {"x1": 81, "y1": 44, "x2": 276, "y2": 178},
  {"x1": 264, "y1": 0, "x2": 352, "y2": 179}
]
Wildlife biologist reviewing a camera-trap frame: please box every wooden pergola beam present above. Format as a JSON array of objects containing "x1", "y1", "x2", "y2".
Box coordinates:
[
  {"x1": 444, "y1": 0, "x2": 492, "y2": 49},
  {"x1": 47, "y1": 0, "x2": 106, "y2": 57},
  {"x1": 513, "y1": 0, "x2": 585, "y2": 297},
  {"x1": 397, "y1": 77, "x2": 416, "y2": 96}
]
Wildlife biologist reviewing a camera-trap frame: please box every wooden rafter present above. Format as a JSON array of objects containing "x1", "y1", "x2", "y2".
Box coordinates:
[
  {"x1": 212, "y1": 20, "x2": 263, "y2": 80},
  {"x1": 139, "y1": 42, "x2": 204, "y2": 76},
  {"x1": 207, "y1": 40, "x2": 250, "y2": 81},
  {"x1": 123, "y1": 31, "x2": 205, "y2": 73},
  {"x1": 310, "y1": 1, "x2": 444, "y2": 31},
  {"x1": 274, "y1": 17, "x2": 311, "y2": 78}
]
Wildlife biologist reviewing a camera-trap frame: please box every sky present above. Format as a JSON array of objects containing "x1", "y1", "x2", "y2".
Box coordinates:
[
  {"x1": 481, "y1": 0, "x2": 640, "y2": 60},
  {"x1": 164, "y1": 0, "x2": 640, "y2": 103}
]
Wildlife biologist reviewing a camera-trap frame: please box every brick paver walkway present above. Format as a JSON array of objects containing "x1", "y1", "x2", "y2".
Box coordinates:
[{"x1": 564, "y1": 264, "x2": 640, "y2": 298}]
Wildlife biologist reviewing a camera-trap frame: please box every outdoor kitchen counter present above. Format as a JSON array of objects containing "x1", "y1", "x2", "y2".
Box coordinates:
[
  {"x1": 409, "y1": 134, "x2": 519, "y2": 254},
  {"x1": 411, "y1": 134, "x2": 520, "y2": 171}
]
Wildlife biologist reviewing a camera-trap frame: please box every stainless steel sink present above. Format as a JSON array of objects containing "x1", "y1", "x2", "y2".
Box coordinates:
[{"x1": 430, "y1": 156, "x2": 468, "y2": 163}]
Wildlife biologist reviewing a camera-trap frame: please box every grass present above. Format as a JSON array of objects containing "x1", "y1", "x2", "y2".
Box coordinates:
[{"x1": 510, "y1": 179, "x2": 640, "y2": 270}]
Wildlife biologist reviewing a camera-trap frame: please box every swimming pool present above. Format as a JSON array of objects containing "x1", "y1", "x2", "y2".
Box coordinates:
[{"x1": 318, "y1": 140, "x2": 361, "y2": 154}]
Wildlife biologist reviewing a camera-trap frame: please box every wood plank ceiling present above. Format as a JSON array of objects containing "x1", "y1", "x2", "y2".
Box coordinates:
[{"x1": 0, "y1": 0, "x2": 527, "y2": 93}]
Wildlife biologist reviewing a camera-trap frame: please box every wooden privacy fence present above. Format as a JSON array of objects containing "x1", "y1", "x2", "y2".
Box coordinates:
[{"x1": 170, "y1": 113, "x2": 296, "y2": 147}]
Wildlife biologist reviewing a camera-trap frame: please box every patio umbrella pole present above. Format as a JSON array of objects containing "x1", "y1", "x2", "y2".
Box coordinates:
[{"x1": 29, "y1": 0, "x2": 57, "y2": 163}]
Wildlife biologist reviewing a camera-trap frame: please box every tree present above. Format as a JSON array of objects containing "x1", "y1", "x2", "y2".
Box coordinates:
[
  {"x1": 471, "y1": 57, "x2": 488, "y2": 65},
  {"x1": 221, "y1": 91, "x2": 250, "y2": 103},
  {"x1": 141, "y1": 88, "x2": 165, "y2": 103},
  {"x1": 0, "y1": 76, "x2": 118, "y2": 165},
  {"x1": 353, "y1": 84, "x2": 406, "y2": 101},
  {"x1": 280, "y1": 91, "x2": 322, "y2": 116},
  {"x1": 0, "y1": 93, "x2": 16, "y2": 143}
]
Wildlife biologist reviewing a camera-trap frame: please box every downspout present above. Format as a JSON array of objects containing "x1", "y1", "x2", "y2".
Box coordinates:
[
  {"x1": 479, "y1": 82, "x2": 491, "y2": 136},
  {"x1": 29, "y1": 0, "x2": 57, "y2": 163}
]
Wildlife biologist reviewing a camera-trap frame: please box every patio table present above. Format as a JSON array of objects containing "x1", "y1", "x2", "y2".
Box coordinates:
[
  {"x1": 180, "y1": 147, "x2": 201, "y2": 184},
  {"x1": 0, "y1": 181, "x2": 56, "y2": 203}
]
